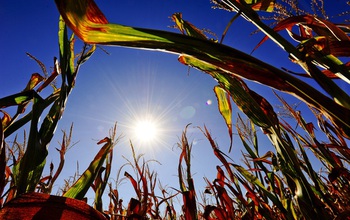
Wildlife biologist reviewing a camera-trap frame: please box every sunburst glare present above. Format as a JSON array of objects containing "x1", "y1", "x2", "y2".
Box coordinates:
[
  {"x1": 98, "y1": 61, "x2": 195, "y2": 156},
  {"x1": 131, "y1": 116, "x2": 161, "y2": 146}
]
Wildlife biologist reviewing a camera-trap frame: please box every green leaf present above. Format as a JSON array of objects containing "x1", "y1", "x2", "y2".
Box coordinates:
[
  {"x1": 233, "y1": 163, "x2": 289, "y2": 216},
  {"x1": 218, "y1": 75, "x2": 274, "y2": 129},
  {"x1": 0, "y1": 90, "x2": 39, "y2": 108},
  {"x1": 14, "y1": 95, "x2": 48, "y2": 195},
  {"x1": 58, "y1": 16, "x2": 74, "y2": 86},
  {"x1": 94, "y1": 130, "x2": 113, "y2": 212},
  {"x1": 4, "y1": 91, "x2": 59, "y2": 138},
  {"x1": 63, "y1": 137, "x2": 114, "y2": 199},
  {"x1": 38, "y1": 86, "x2": 67, "y2": 147},
  {"x1": 214, "y1": 86, "x2": 233, "y2": 152}
]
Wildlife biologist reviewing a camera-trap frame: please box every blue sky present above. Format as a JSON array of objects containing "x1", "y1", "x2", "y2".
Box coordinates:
[{"x1": 1, "y1": 0, "x2": 349, "y2": 208}]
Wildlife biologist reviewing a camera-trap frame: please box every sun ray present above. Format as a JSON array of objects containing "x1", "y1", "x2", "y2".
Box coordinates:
[{"x1": 99, "y1": 62, "x2": 193, "y2": 155}]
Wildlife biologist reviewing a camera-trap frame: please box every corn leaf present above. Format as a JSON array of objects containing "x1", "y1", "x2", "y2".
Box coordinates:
[
  {"x1": 233, "y1": 163, "x2": 289, "y2": 216},
  {"x1": 37, "y1": 58, "x2": 60, "y2": 93},
  {"x1": 202, "y1": 126, "x2": 235, "y2": 183},
  {"x1": 254, "y1": 15, "x2": 350, "y2": 85},
  {"x1": 178, "y1": 125, "x2": 197, "y2": 220},
  {"x1": 13, "y1": 95, "x2": 48, "y2": 195},
  {"x1": 213, "y1": 72, "x2": 276, "y2": 130},
  {"x1": 54, "y1": 0, "x2": 350, "y2": 138},
  {"x1": 94, "y1": 149, "x2": 112, "y2": 211},
  {"x1": 124, "y1": 171, "x2": 139, "y2": 198},
  {"x1": 0, "y1": 110, "x2": 11, "y2": 129},
  {"x1": 38, "y1": 88, "x2": 67, "y2": 148},
  {"x1": 214, "y1": 86, "x2": 233, "y2": 152},
  {"x1": 24, "y1": 73, "x2": 45, "y2": 91},
  {"x1": 253, "y1": 1, "x2": 275, "y2": 12},
  {"x1": 0, "y1": 90, "x2": 40, "y2": 108},
  {"x1": 3, "y1": 91, "x2": 59, "y2": 138},
  {"x1": 246, "y1": 0, "x2": 275, "y2": 12},
  {"x1": 63, "y1": 137, "x2": 114, "y2": 199},
  {"x1": 222, "y1": 0, "x2": 275, "y2": 12},
  {"x1": 217, "y1": 0, "x2": 350, "y2": 110},
  {"x1": 179, "y1": 54, "x2": 350, "y2": 138},
  {"x1": 171, "y1": 13, "x2": 207, "y2": 40},
  {"x1": 203, "y1": 205, "x2": 226, "y2": 219},
  {"x1": 255, "y1": 15, "x2": 349, "y2": 48},
  {"x1": 237, "y1": 124, "x2": 270, "y2": 174},
  {"x1": 58, "y1": 16, "x2": 75, "y2": 86}
]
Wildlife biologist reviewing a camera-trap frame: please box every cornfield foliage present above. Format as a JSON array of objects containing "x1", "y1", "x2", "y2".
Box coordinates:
[{"x1": 0, "y1": 0, "x2": 350, "y2": 219}]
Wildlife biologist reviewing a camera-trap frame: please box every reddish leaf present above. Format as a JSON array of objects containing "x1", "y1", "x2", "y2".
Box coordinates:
[
  {"x1": 39, "y1": 175, "x2": 51, "y2": 184},
  {"x1": 24, "y1": 73, "x2": 45, "y2": 91},
  {"x1": 127, "y1": 198, "x2": 141, "y2": 216},
  {"x1": 203, "y1": 126, "x2": 236, "y2": 183},
  {"x1": 305, "y1": 122, "x2": 315, "y2": 137},
  {"x1": 97, "y1": 137, "x2": 110, "y2": 144},
  {"x1": 328, "y1": 167, "x2": 350, "y2": 183},
  {"x1": 124, "y1": 171, "x2": 140, "y2": 198},
  {"x1": 37, "y1": 58, "x2": 60, "y2": 92},
  {"x1": 182, "y1": 190, "x2": 197, "y2": 220},
  {"x1": 249, "y1": 90, "x2": 279, "y2": 130},
  {"x1": 329, "y1": 151, "x2": 343, "y2": 167},
  {"x1": 254, "y1": 15, "x2": 350, "y2": 51},
  {"x1": 203, "y1": 205, "x2": 226, "y2": 220},
  {"x1": 251, "y1": 151, "x2": 274, "y2": 165},
  {"x1": 55, "y1": 0, "x2": 108, "y2": 42},
  {"x1": 1, "y1": 110, "x2": 11, "y2": 128},
  {"x1": 214, "y1": 183, "x2": 234, "y2": 218},
  {"x1": 216, "y1": 166, "x2": 226, "y2": 187}
]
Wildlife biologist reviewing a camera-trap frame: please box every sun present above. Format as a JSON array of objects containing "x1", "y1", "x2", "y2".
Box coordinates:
[{"x1": 133, "y1": 119, "x2": 159, "y2": 143}]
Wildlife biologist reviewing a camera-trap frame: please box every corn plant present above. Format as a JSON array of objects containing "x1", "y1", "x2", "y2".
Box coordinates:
[
  {"x1": 53, "y1": 0, "x2": 350, "y2": 219},
  {"x1": 0, "y1": 16, "x2": 119, "y2": 218},
  {"x1": 1, "y1": 0, "x2": 349, "y2": 219}
]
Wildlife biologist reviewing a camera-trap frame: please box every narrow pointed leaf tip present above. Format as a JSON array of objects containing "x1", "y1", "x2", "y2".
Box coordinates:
[{"x1": 171, "y1": 13, "x2": 207, "y2": 39}]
